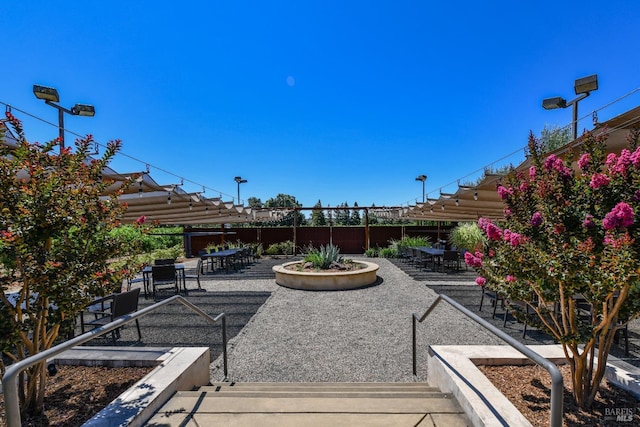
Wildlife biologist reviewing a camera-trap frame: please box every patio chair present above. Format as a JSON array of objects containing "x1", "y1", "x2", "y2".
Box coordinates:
[
  {"x1": 80, "y1": 288, "x2": 142, "y2": 344},
  {"x1": 154, "y1": 258, "x2": 176, "y2": 266},
  {"x1": 151, "y1": 264, "x2": 179, "y2": 299},
  {"x1": 503, "y1": 298, "x2": 532, "y2": 338},
  {"x1": 442, "y1": 250, "x2": 461, "y2": 271},
  {"x1": 479, "y1": 284, "x2": 504, "y2": 319},
  {"x1": 184, "y1": 258, "x2": 204, "y2": 291}
]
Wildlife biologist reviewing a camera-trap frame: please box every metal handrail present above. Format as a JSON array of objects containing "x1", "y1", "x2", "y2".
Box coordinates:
[
  {"x1": 2, "y1": 294, "x2": 228, "y2": 427},
  {"x1": 412, "y1": 294, "x2": 563, "y2": 427}
]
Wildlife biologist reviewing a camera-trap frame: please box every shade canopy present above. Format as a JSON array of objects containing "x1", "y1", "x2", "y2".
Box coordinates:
[
  {"x1": 397, "y1": 105, "x2": 640, "y2": 223},
  {"x1": 3, "y1": 105, "x2": 640, "y2": 226}
]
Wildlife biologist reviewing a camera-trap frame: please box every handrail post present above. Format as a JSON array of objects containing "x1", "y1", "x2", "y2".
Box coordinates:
[
  {"x1": 412, "y1": 315, "x2": 417, "y2": 378},
  {"x1": 222, "y1": 315, "x2": 228, "y2": 380},
  {"x1": 413, "y1": 294, "x2": 563, "y2": 427}
]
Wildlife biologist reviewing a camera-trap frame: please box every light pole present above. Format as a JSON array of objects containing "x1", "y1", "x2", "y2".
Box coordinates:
[
  {"x1": 32, "y1": 84, "x2": 95, "y2": 149},
  {"x1": 234, "y1": 176, "x2": 247, "y2": 203},
  {"x1": 542, "y1": 74, "x2": 598, "y2": 141},
  {"x1": 415, "y1": 174, "x2": 427, "y2": 203}
]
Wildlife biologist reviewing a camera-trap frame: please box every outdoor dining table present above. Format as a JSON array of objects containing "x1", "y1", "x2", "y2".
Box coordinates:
[
  {"x1": 200, "y1": 248, "x2": 243, "y2": 273},
  {"x1": 142, "y1": 264, "x2": 186, "y2": 298},
  {"x1": 415, "y1": 247, "x2": 445, "y2": 271}
]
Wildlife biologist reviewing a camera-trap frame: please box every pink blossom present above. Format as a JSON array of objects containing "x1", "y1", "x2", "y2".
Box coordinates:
[
  {"x1": 465, "y1": 251, "x2": 484, "y2": 268},
  {"x1": 603, "y1": 202, "x2": 634, "y2": 230},
  {"x1": 531, "y1": 212, "x2": 543, "y2": 227},
  {"x1": 529, "y1": 166, "x2": 536, "y2": 178},
  {"x1": 589, "y1": 173, "x2": 610, "y2": 189},
  {"x1": 509, "y1": 232, "x2": 523, "y2": 247},
  {"x1": 544, "y1": 154, "x2": 572, "y2": 177},
  {"x1": 578, "y1": 153, "x2": 591, "y2": 170},
  {"x1": 136, "y1": 215, "x2": 147, "y2": 225},
  {"x1": 605, "y1": 153, "x2": 617, "y2": 167},
  {"x1": 631, "y1": 146, "x2": 640, "y2": 167},
  {"x1": 497, "y1": 185, "x2": 513, "y2": 200},
  {"x1": 613, "y1": 149, "x2": 632, "y2": 175},
  {"x1": 475, "y1": 277, "x2": 486, "y2": 286},
  {"x1": 582, "y1": 214, "x2": 595, "y2": 228},
  {"x1": 505, "y1": 275, "x2": 517, "y2": 283},
  {"x1": 504, "y1": 207, "x2": 512, "y2": 217},
  {"x1": 477, "y1": 217, "x2": 491, "y2": 231},
  {"x1": 519, "y1": 181, "x2": 529, "y2": 192},
  {"x1": 485, "y1": 222, "x2": 503, "y2": 241}
]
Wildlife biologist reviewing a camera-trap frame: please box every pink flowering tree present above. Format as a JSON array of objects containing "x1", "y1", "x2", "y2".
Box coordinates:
[
  {"x1": 466, "y1": 128, "x2": 640, "y2": 409},
  {"x1": 0, "y1": 113, "x2": 147, "y2": 417}
]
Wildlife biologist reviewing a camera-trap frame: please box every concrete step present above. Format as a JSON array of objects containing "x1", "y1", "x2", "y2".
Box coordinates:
[
  {"x1": 144, "y1": 382, "x2": 469, "y2": 426},
  {"x1": 201, "y1": 381, "x2": 438, "y2": 392}
]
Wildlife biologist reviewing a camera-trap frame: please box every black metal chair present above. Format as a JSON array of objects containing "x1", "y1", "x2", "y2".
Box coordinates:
[
  {"x1": 80, "y1": 288, "x2": 142, "y2": 344},
  {"x1": 479, "y1": 285, "x2": 504, "y2": 319},
  {"x1": 151, "y1": 264, "x2": 179, "y2": 299},
  {"x1": 184, "y1": 258, "x2": 204, "y2": 291},
  {"x1": 442, "y1": 250, "x2": 461, "y2": 271}
]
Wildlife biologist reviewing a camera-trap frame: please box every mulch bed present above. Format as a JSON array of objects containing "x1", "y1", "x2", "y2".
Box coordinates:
[
  {"x1": 478, "y1": 364, "x2": 639, "y2": 426},
  {"x1": 0, "y1": 365, "x2": 153, "y2": 427}
]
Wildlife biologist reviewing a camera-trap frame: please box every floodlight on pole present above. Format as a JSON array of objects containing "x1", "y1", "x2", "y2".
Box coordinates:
[
  {"x1": 33, "y1": 84, "x2": 95, "y2": 149},
  {"x1": 234, "y1": 176, "x2": 247, "y2": 203},
  {"x1": 415, "y1": 174, "x2": 427, "y2": 203},
  {"x1": 542, "y1": 74, "x2": 598, "y2": 140}
]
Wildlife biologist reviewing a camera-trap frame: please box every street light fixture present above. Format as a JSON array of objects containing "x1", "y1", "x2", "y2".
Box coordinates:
[
  {"x1": 415, "y1": 174, "x2": 427, "y2": 203},
  {"x1": 33, "y1": 84, "x2": 95, "y2": 149},
  {"x1": 234, "y1": 176, "x2": 247, "y2": 203},
  {"x1": 542, "y1": 74, "x2": 598, "y2": 141}
]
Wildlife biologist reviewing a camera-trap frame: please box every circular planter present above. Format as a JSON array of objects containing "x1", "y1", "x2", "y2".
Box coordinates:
[{"x1": 272, "y1": 261, "x2": 379, "y2": 291}]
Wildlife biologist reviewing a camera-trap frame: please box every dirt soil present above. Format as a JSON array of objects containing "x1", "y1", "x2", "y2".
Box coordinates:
[
  {"x1": 0, "y1": 365, "x2": 153, "y2": 427},
  {"x1": 478, "y1": 364, "x2": 639, "y2": 426}
]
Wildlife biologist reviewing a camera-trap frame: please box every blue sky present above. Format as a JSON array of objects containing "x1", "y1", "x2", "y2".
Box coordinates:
[{"x1": 2, "y1": 1, "x2": 639, "y2": 209}]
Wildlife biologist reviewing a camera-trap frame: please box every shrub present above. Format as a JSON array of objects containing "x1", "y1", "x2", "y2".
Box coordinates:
[
  {"x1": 364, "y1": 248, "x2": 378, "y2": 257},
  {"x1": 378, "y1": 247, "x2": 397, "y2": 258},
  {"x1": 448, "y1": 222, "x2": 485, "y2": 252}
]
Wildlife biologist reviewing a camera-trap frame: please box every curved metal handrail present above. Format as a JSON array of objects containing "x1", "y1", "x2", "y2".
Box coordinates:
[
  {"x1": 412, "y1": 294, "x2": 563, "y2": 427},
  {"x1": 3, "y1": 294, "x2": 228, "y2": 427}
]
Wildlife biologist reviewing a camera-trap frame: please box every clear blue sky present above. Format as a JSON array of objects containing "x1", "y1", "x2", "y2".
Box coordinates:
[{"x1": 3, "y1": 1, "x2": 639, "y2": 208}]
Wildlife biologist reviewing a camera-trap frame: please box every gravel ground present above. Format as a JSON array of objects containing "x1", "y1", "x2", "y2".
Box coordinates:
[{"x1": 201, "y1": 257, "x2": 504, "y2": 383}]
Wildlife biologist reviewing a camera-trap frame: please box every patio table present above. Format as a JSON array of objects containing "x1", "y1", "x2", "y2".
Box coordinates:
[
  {"x1": 415, "y1": 247, "x2": 444, "y2": 271},
  {"x1": 200, "y1": 248, "x2": 243, "y2": 273}
]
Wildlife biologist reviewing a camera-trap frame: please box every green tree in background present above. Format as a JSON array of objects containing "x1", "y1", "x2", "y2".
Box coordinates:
[
  {"x1": 540, "y1": 124, "x2": 572, "y2": 153},
  {"x1": 351, "y1": 202, "x2": 362, "y2": 225},
  {"x1": 263, "y1": 193, "x2": 306, "y2": 226},
  {"x1": 310, "y1": 200, "x2": 327, "y2": 226}
]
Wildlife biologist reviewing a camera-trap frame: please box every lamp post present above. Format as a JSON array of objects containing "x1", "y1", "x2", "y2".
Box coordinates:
[
  {"x1": 32, "y1": 84, "x2": 95, "y2": 150},
  {"x1": 415, "y1": 174, "x2": 427, "y2": 203},
  {"x1": 234, "y1": 176, "x2": 247, "y2": 203},
  {"x1": 542, "y1": 74, "x2": 598, "y2": 141}
]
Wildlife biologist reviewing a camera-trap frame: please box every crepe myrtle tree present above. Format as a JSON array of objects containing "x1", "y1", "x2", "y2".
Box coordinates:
[
  {"x1": 0, "y1": 112, "x2": 147, "y2": 416},
  {"x1": 465, "y1": 128, "x2": 640, "y2": 409}
]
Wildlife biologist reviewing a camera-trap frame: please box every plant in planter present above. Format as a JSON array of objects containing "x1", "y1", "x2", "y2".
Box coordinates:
[
  {"x1": 466, "y1": 128, "x2": 640, "y2": 409},
  {"x1": 448, "y1": 222, "x2": 486, "y2": 252},
  {"x1": 303, "y1": 244, "x2": 345, "y2": 270}
]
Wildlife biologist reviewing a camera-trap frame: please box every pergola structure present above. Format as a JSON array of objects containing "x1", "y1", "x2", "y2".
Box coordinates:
[
  {"x1": 397, "y1": 105, "x2": 640, "y2": 223},
  {"x1": 3, "y1": 105, "x2": 640, "y2": 226}
]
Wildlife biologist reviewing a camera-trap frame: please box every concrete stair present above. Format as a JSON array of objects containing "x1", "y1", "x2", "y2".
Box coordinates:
[{"x1": 144, "y1": 382, "x2": 470, "y2": 426}]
